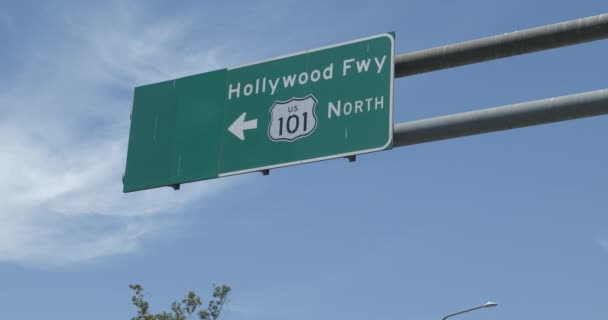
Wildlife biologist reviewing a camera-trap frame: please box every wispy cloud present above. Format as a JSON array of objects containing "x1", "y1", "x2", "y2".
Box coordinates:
[
  {"x1": 0, "y1": 2, "x2": 238, "y2": 266},
  {"x1": 600, "y1": 238, "x2": 608, "y2": 254},
  {"x1": 0, "y1": 13, "x2": 14, "y2": 31},
  {"x1": 227, "y1": 304, "x2": 259, "y2": 318}
]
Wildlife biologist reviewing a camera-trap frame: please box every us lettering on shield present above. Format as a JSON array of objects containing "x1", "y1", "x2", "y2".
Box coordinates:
[{"x1": 268, "y1": 95, "x2": 318, "y2": 142}]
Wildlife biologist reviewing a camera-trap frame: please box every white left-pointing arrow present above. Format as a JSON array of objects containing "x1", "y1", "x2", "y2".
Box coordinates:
[{"x1": 228, "y1": 112, "x2": 258, "y2": 141}]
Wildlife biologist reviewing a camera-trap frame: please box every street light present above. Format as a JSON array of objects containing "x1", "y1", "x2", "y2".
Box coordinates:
[{"x1": 441, "y1": 302, "x2": 498, "y2": 320}]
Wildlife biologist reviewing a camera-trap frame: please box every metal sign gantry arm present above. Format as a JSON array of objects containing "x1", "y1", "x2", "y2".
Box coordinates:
[{"x1": 392, "y1": 13, "x2": 608, "y2": 147}]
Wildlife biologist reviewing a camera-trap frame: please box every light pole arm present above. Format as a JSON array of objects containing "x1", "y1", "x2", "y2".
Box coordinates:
[
  {"x1": 441, "y1": 305, "x2": 485, "y2": 320},
  {"x1": 441, "y1": 302, "x2": 497, "y2": 320}
]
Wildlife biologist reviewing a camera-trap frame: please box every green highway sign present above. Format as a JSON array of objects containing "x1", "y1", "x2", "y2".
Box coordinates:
[{"x1": 124, "y1": 33, "x2": 394, "y2": 192}]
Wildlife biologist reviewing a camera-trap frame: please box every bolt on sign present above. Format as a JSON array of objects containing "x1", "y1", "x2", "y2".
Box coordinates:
[{"x1": 123, "y1": 33, "x2": 394, "y2": 192}]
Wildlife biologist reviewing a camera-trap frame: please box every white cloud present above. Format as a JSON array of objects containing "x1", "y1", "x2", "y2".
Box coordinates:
[{"x1": 0, "y1": 2, "x2": 238, "y2": 266}]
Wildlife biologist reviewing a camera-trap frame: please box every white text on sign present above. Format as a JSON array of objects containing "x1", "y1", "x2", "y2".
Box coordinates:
[{"x1": 227, "y1": 55, "x2": 388, "y2": 100}]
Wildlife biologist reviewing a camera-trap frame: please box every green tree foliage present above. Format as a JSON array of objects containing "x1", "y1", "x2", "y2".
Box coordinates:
[{"x1": 129, "y1": 284, "x2": 231, "y2": 320}]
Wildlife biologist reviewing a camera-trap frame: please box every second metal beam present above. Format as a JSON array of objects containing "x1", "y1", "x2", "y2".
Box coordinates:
[{"x1": 393, "y1": 89, "x2": 608, "y2": 147}]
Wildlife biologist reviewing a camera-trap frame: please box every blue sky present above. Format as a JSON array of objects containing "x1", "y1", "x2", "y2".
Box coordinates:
[{"x1": 1, "y1": 1, "x2": 607, "y2": 319}]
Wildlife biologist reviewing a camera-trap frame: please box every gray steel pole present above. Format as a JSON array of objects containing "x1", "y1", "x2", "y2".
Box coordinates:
[
  {"x1": 441, "y1": 302, "x2": 497, "y2": 320},
  {"x1": 393, "y1": 89, "x2": 608, "y2": 147},
  {"x1": 395, "y1": 14, "x2": 608, "y2": 77}
]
